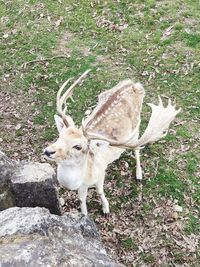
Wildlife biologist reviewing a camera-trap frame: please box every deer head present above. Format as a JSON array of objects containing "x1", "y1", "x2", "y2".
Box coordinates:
[{"x1": 44, "y1": 70, "x2": 90, "y2": 164}]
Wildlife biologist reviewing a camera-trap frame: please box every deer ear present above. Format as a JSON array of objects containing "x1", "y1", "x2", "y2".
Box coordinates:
[{"x1": 54, "y1": 115, "x2": 65, "y2": 133}]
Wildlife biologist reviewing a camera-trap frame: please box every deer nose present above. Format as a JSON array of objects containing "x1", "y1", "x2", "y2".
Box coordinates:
[{"x1": 44, "y1": 150, "x2": 56, "y2": 157}]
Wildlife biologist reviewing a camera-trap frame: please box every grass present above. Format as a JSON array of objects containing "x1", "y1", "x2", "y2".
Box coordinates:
[
  {"x1": 122, "y1": 238, "x2": 138, "y2": 250},
  {"x1": 0, "y1": 0, "x2": 199, "y2": 266},
  {"x1": 140, "y1": 252, "x2": 156, "y2": 264},
  {"x1": 184, "y1": 215, "x2": 200, "y2": 235}
]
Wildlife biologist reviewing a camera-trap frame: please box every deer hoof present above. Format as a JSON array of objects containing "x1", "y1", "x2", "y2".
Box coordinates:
[
  {"x1": 136, "y1": 179, "x2": 142, "y2": 184},
  {"x1": 103, "y1": 212, "x2": 110, "y2": 218}
]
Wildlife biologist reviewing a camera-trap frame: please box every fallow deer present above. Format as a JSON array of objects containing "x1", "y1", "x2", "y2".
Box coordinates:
[{"x1": 44, "y1": 70, "x2": 181, "y2": 216}]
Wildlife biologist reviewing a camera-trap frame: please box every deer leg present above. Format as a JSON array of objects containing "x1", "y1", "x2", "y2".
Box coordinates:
[
  {"x1": 78, "y1": 185, "x2": 88, "y2": 216},
  {"x1": 96, "y1": 179, "x2": 110, "y2": 215},
  {"x1": 135, "y1": 149, "x2": 142, "y2": 180}
]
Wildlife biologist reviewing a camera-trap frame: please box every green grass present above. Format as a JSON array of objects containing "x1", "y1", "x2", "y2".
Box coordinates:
[
  {"x1": 146, "y1": 168, "x2": 187, "y2": 202},
  {"x1": 140, "y1": 252, "x2": 156, "y2": 264},
  {"x1": 182, "y1": 32, "x2": 200, "y2": 47},
  {"x1": 122, "y1": 237, "x2": 138, "y2": 250},
  {"x1": 1, "y1": 0, "x2": 200, "y2": 265},
  {"x1": 184, "y1": 215, "x2": 200, "y2": 235}
]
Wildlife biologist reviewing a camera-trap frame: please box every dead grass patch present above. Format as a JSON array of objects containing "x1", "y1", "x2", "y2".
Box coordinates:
[{"x1": 53, "y1": 31, "x2": 73, "y2": 56}]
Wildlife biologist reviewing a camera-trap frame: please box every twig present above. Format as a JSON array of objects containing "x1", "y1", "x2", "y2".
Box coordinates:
[
  {"x1": 88, "y1": 43, "x2": 98, "y2": 52},
  {"x1": 21, "y1": 55, "x2": 70, "y2": 69},
  {"x1": 153, "y1": 160, "x2": 159, "y2": 178}
]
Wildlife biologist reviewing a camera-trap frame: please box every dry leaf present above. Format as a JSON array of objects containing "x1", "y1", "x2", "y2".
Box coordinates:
[
  {"x1": 15, "y1": 123, "x2": 22, "y2": 130},
  {"x1": 55, "y1": 16, "x2": 63, "y2": 27},
  {"x1": 3, "y1": 33, "x2": 9, "y2": 38}
]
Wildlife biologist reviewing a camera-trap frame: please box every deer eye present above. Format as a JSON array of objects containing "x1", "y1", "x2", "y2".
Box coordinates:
[{"x1": 73, "y1": 145, "x2": 82, "y2": 151}]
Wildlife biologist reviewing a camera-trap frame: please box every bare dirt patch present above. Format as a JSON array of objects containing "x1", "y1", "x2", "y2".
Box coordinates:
[
  {"x1": 53, "y1": 31, "x2": 73, "y2": 56},
  {"x1": 0, "y1": 88, "x2": 41, "y2": 161}
]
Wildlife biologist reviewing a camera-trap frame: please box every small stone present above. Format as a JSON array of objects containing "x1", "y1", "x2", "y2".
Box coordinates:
[
  {"x1": 15, "y1": 123, "x2": 21, "y2": 131},
  {"x1": 59, "y1": 197, "x2": 65, "y2": 206},
  {"x1": 120, "y1": 170, "x2": 126, "y2": 176},
  {"x1": 3, "y1": 33, "x2": 9, "y2": 38},
  {"x1": 173, "y1": 204, "x2": 183, "y2": 212},
  {"x1": 85, "y1": 110, "x2": 91, "y2": 116},
  {"x1": 124, "y1": 161, "x2": 129, "y2": 168},
  {"x1": 47, "y1": 101, "x2": 53, "y2": 107}
]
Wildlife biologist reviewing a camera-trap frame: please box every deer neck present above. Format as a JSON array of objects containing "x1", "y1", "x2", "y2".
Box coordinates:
[{"x1": 57, "y1": 155, "x2": 88, "y2": 190}]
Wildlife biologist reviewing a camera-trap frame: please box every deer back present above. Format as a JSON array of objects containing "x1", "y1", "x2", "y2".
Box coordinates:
[{"x1": 83, "y1": 80, "x2": 145, "y2": 141}]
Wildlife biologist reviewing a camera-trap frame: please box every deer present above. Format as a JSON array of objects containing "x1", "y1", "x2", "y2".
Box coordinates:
[{"x1": 44, "y1": 70, "x2": 181, "y2": 216}]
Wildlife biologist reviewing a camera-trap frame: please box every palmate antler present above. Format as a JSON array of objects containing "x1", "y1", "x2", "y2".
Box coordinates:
[
  {"x1": 134, "y1": 97, "x2": 181, "y2": 148},
  {"x1": 84, "y1": 97, "x2": 181, "y2": 149}
]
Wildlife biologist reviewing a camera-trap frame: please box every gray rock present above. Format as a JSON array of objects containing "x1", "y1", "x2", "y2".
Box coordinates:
[
  {"x1": 0, "y1": 207, "x2": 123, "y2": 267},
  {"x1": 11, "y1": 162, "x2": 61, "y2": 215},
  {"x1": 0, "y1": 150, "x2": 16, "y2": 210},
  {"x1": 0, "y1": 150, "x2": 61, "y2": 215}
]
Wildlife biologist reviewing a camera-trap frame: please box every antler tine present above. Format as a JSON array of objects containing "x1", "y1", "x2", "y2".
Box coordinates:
[
  {"x1": 60, "y1": 69, "x2": 91, "y2": 106},
  {"x1": 57, "y1": 79, "x2": 70, "y2": 117},
  {"x1": 57, "y1": 69, "x2": 91, "y2": 127}
]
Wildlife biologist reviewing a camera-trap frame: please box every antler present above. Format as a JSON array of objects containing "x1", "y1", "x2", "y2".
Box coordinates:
[
  {"x1": 135, "y1": 96, "x2": 181, "y2": 147},
  {"x1": 83, "y1": 96, "x2": 181, "y2": 150},
  {"x1": 82, "y1": 121, "x2": 141, "y2": 147},
  {"x1": 57, "y1": 69, "x2": 91, "y2": 127}
]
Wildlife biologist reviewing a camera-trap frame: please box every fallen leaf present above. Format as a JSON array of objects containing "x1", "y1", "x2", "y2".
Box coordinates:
[
  {"x1": 55, "y1": 16, "x2": 63, "y2": 27},
  {"x1": 3, "y1": 33, "x2": 9, "y2": 38},
  {"x1": 15, "y1": 123, "x2": 22, "y2": 130},
  {"x1": 173, "y1": 204, "x2": 183, "y2": 212}
]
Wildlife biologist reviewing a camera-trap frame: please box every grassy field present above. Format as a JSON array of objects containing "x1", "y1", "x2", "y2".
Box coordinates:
[{"x1": 0, "y1": 0, "x2": 199, "y2": 266}]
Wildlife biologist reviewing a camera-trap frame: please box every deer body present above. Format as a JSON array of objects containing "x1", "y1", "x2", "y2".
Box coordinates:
[
  {"x1": 56, "y1": 132, "x2": 124, "y2": 215},
  {"x1": 44, "y1": 70, "x2": 181, "y2": 216}
]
